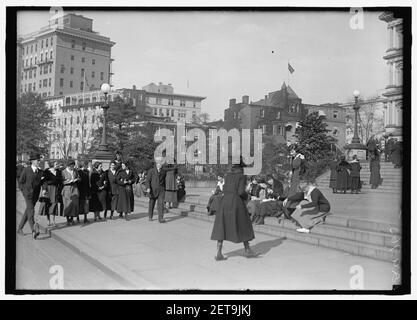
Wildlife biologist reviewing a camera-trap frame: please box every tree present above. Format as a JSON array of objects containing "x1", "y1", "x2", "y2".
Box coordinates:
[
  {"x1": 199, "y1": 112, "x2": 210, "y2": 124},
  {"x1": 16, "y1": 92, "x2": 53, "y2": 158},
  {"x1": 293, "y1": 112, "x2": 338, "y2": 162},
  {"x1": 261, "y1": 135, "x2": 290, "y2": 179},
  {"x1": 89, "y1": 97, "x2": 158, "y2": 173}
]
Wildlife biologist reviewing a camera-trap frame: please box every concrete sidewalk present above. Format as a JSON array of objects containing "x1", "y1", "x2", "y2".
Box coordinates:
[{"x1": 16, "y1": 191, "x2": 395, "y2": 290}]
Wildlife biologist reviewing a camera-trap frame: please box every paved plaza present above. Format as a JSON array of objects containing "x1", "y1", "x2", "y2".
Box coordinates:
[{"x1": 15, "y1": 188, "x2": 399, "y2": 291}]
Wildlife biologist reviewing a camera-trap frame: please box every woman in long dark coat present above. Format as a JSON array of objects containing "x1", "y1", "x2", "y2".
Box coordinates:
[
  {"x1": 349, "y1": 155, "x2": 362, "y2": 193},
  {"x1": 176, "y1": 174, "x2": 186, "y2": 203},
  {"x1": 116, "y1": 162, "x2": 136, "y2": 220},
  {"x1": 211, "y1": 162, "x2": 257, "y2": 261},
  {"x1": 391, "y1": 140, "x2": 403, "y2": 168},
  {"x1": 164, "y1": 163, "x2": 178, "y2": 208},
  {"x1": 369, "y1": 152, "x2": 382, "y2": 189},
  {"x1": 89, "y1": 162, "x2": 104, "y2": 221},
  {"x1": 336, "y1": 156, "x2": 351, "y2": 194},
  {"x1": 61, "y1": 159, "x2": 80, "y2": 225},
  {"x1": 40, "y1": 161, "x2": 62, "y2": 226},
  {"x1": 207, "y1": 175, "x2": 225, "y2": 215},
  {"x1": 328, "y1": 157, "x2": 338, "y2": 193},
  {"x1": 97, "y1": 163, "x2": 110, "y2": 219}
]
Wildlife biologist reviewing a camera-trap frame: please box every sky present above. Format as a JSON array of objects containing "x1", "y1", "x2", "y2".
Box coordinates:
[{"x1": 17, "y1": 9, "x2": 389, "y2": 121}]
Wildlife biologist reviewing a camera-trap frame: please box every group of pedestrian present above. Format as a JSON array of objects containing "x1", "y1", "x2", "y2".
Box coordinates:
[
  {"x1": 329, "y1": 155, "x2": 363, "y2": 193},
  {"x1": 17, "y1": 151, "x2": 189, "y2": 238}
]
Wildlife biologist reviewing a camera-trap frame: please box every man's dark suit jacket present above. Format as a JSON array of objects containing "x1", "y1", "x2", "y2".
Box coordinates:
[
  {"x1": 19, "y1": 166, "x2": 44, "y2": 200},
  {"x1": 145, "y1": 167, "x2": 166, "y2": 199}
]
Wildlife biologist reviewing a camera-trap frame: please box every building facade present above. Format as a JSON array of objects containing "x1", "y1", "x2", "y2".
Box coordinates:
[
  {"x1": 223, "y1": 83, "x2": 346, "y2": 148},
  {"x1": 142, "y1": 82, "x2": 206, "y2": 123},
  {"x1": 17, "y1": 13, "x2": 115, "y2": 98},
  {"x1": 379, "y1": 11, "x2": 403, "y2": 138}
]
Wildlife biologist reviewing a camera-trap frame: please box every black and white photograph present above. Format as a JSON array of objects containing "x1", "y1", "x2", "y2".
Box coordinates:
[{"x1": 5, "y1": 3, "x2": 411, "y2": 296}]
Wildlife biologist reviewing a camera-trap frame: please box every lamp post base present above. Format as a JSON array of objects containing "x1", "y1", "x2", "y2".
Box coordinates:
[
  {"x1": 92, "y1": 149, "x2": 114, "y2": 171},
  {"x1": 345, "y1": 143, "x2": 367, "y2": 161}
]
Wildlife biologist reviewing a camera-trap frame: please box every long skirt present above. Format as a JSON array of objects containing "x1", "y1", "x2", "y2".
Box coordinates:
[
  {"x1": 117, "y1": 185, "x2": 134, "y2": 213},
  {"x1": 291, "y1": 200, "x2": 330, "y2": 230},
  {"x1": 165, "y1": 190, "x2": 178, "y2": 203},
  {"x1": 109, "y1": 193, "x2": 118, "y2": 211},
  {"x1": 351, "y1": 176, "x2": 361, "y2": 190},
  {"x1": 62, "y1": 185, "x2": 79, "y2": 217}
]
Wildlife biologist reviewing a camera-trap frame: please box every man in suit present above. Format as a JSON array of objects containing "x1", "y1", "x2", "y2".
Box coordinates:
[
  {"x1": 107, "y1": 161, "x2": 119, "y2": 219},
  {"x1": 145, "y1": 159, "x2": 167, "y2": 223},
  {"x1": 17, "y1": 152, "x2": 45, "y2": 239}
]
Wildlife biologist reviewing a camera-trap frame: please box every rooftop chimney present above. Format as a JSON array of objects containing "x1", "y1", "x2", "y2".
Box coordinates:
[
  {"x1": 242, "y1": 95, "x2": 249, "y2": 104},
  {"x1": 132, "y1": 85, "x2": 136, "y2": 90},
  {"x1": 229, "y1": 98, "x2": 236, "y2": 107}
]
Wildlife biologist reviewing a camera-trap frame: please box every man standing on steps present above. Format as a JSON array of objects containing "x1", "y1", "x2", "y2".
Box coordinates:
[
  {"x1": 145, "y1": 158, "x2": 167, "y2": 223},
  {"x1": 17, "y1": 152, "x2": 45, "y2": 239}
]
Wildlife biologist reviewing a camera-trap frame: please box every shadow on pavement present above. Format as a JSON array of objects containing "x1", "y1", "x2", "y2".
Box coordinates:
[{"x1": 225, "y1": 238, "x2": 285, "y2": 259}]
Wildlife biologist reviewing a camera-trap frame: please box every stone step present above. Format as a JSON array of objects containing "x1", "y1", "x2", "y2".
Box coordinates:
[{"x1": 133, "y1": 198, "x2": 399, "y2": 262}]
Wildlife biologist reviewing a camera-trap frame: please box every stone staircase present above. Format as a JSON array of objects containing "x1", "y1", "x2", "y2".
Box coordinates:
[
  {"x1": 315, "y1": 161, "x2": 402, "y2": 194},
  {"x1": 134, "y1": 196, "x2": 401, "y2": 262}
]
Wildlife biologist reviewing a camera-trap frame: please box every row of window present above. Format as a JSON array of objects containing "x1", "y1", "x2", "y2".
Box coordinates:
[
  {"x1": 149, "y1": 97, "x2": 197, "y2": 108},
  {"x1": 71, "y1": 39, "x2": 88, "y2": 51},
  {"x1": 23, "y1": 36, "x2": 54, "y2": 56},
  {"x1": 23, "y1": 50, "x2": 53, "y2": 67},
  {"x1": 152, "y1": 108, "x2": 195, "y2": 118},
  {"x1": 23, "y1": 64, "x2": 53, "y2": 80},
  {"x1": 51, "y1": 114, "x2": 98, "y2": 127},
  {"x1": 22, "y1": 78, "x2": 52, "y2": 92},
  {"x1": 59, "y1": 67, "x2": 104, "y2": 79}
]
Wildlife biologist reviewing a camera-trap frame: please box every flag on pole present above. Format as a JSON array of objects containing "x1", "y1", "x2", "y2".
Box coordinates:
[{"x1": 288, "y1": 63, "x2": 295, "y2": 74}]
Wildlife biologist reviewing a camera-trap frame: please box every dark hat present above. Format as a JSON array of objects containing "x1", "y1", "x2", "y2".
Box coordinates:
[
  {"x1": 29, "y1": 152, "x2": 41, "y2": 161},
  {"x1": 93, "y1": 161, "x2": 102, "y2": 169}
]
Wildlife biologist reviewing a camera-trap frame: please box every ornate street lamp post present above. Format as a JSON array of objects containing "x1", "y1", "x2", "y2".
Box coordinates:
[
  {"x1": 344, "y1": 90, "x2": 367, "y2": 160},
  {"x1": 92, "y1": 83, "x2": 114, "y2": 169}
]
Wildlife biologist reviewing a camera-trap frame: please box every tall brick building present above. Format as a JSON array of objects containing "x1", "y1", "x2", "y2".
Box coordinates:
[{"x1": 224, "y1": 83, "x2": 346, "y2": 148}]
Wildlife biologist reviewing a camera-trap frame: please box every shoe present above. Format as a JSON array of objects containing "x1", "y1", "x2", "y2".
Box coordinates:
[
  {"x1": 17, "y1": 229, "x2": 24, "y2": 236},
  {"x1": 83, "y1": 218, "x2": 89, "y2": 224},
  {"x1": 214, "y1": 254, "x2": 227, "y2": 261},
  {"x1": 159, "y1": 219, "x2": 167, "y2": 223},
  {"x1": 32, "y1": 230, "x2": 38, "y2": 240},
  {"x1": 296, "y1": 228, "x2": 310, "y2": 233},
  {"x1": 244, "y1": 250, "x2": 258, "y2": 258}
]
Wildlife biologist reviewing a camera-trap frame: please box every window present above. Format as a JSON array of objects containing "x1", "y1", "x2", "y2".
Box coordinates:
[
  {"x1": 82, "y1": 42, "x2": 86, "y2": 50},
  {"x1": 31, "y1": 45, "x2": 33, "y2": 53},
  {"x1": 49, "y1": 65, "x2": 52, "y2": 73},
  {"x1": 333, "y1": 111, "x2": 338, "y2": 119},
  {"x1": 180, "y1": 100, "x2": 185, "y2": 107},
  {"x1": 43, "y1": 79, "x2": 48, "y2": 87},
  {"x1": 33, "y1": 82, "x2": 36, "y2": 91},
  {"x1": 40, "y1": 53, "x2": 43, "y2": 62},
  {"x1": 81, "y1": 69, "x2": 85, "y2": 77},
  {"x1": 159, "y1": 109, "x2": 163, "y2": 116},
  {"x1": 35, "y1": 43, "x2": 37, "y2": 51},
  {"x1": 24, "y1": 84, "x2": 27, "y2": 92},
  {"x1": 60, "y1": 78, "x2": 64, "y2": 87},
  {"x1": 92, "y1": 115, "x2": 95, "y2": 123},
  {"x1": 34, "y1": 57, "x2": 37, "y2": 64},
  {"x1": 41, "y1": 40, "x2": 43, "y2": 49},
  {"x1": 260, "y1": 109, "x2": 265, "y2": 118},
  {"x1": 92, "y1": 97, "x2": 97, "y2": 102},
  {"x1": 84, "y1": 116, "x2": 87, "y2": 124},
  {"x1": 46, "y1": 38, "x2": 48, "y2": 47},
  {"x1": 154, "y1": 108, "x2": 157, "y2": 116},
  {"x1": 30, "y1": 57, "x2": 32, "y2": 65},
  {"x1": 70, "y1": 117, "x2": 73, "y2": 125},
  {"x1": 100, "y1": 72, "x2": 104, "y2": 80},
  {"x1": 28, "y1": 83, "x2": 32, "y2": 91},
  {"x1": 91, "y1": 71, "x2": 95, "y2": 78},
  {"x1": 34, "y1": 70, "x2": 36, "y2": 78},
  {"x1": 276, "y1": 111, "x2": 281, "y2": 119},
  {"x1": 40, "y1": 67, "x2": 42, "y2": 75},
  {"x1": 24, "y1": 71, "x2": 27, "y2": 80},
  {"x1": 70, "y1": 67, "x2": 74, "y2": 74},
  {"x1": 70, "y1": 81, "x2": 73, "y2": 88},
  {"x1": 92, "y1": 59, "x2": 95, "y2": 65},
  {"x1": 81, "y1": 57, "x2": 85, "y2": 63},
  {"x1": 262, "y1": 125, "x2": 266, "y2": 134},
  {"x1": 71, "y1": 40, "x2": 75, "y2": 49},
  {"x1": 44, "y1": 65, "x2": 48, "y2": 74},
  {"x1": 64, "y1": 118, "x2": 67, "y2": 125},
  {"x1": 171, "y1": 109, "x2": 174, "y2": 116},
  {"x1": 63, "y1": 130, "x2": 66, "y2": 138},
  {"x1": 29, "y1": 70, "x2": 32, "y2": 79},
  {"x1": 168, "y1": 99, "x2": 174, "y2": 106},
  {"x1": 83, "y1": 130, "x2": 87, "y2": 137},
  {"x1": 273, "y1": 124, "x2": 277, "y2": 135},
  {"x1": 50, "y1": 37, "x2": 53, "y2": 46},
  {"x1": 71, "y1": 55, "x2": 74, "y2": 61},
  {"x1": 77, "y1": 116, "x2": 80, "y2": 124},
  {"x1": 80, "y1": 82, "x2": 84, "y2": 90},
  {"x1": 49, "y1": 78, "x2": 51, "y2": 87},
  {"x1": 193, "y1": 101, "x2": 196, "y2": 108},
  {"x1": 26, "y1": 46, "x2": 28, "y2": 54},
  {"x1": 39, "y1": 80, "x2": 41, "y2": 89},
  {"x1": 60, "y1": 65, "x2": 65, "y2": 73}
]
